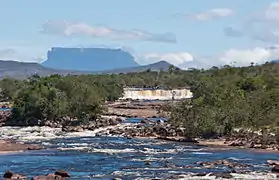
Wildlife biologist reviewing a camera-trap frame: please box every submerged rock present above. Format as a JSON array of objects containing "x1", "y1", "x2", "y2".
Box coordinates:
[
  {"x1": 54, "y1": 170, "x2": 70, "y2": 177},
  {"x1": 268, "y1": 160, "x2": 279, "y2": 166},
  {"x1": 0, "y1": 140, "x2": 43, "y2": 152},
  {"x1": 210, "y1": 172, "x2": 233, "y2": 179},
  {"x1": 32, "y1": 174, "x2": 66, "y2": 180},
  {"x1": 3, "y1": 171, "x2": 27, "y2": 180},
  {"x1": 32, "y1": 170, "x2": 70, "y2": 180},
  {"x1": 194, "y1": 159, "x2": 249, "y2": 170}
]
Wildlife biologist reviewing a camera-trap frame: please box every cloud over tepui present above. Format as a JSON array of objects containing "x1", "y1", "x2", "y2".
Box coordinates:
[{"x1": 41, "y1": 20, "x2": 177, "y2": 43}]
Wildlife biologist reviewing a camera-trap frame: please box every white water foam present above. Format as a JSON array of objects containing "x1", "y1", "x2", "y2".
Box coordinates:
[
  {"x1": 90, "y1": 148, "x2": 137, "y2": 154},
  {"x1": 191, "y1": 152, "x2": 213, "y2": 155},
  {"x1": 131, "y1": 157, "x2": 174, "y2": 162},
  {"x1": 0, "y1": 123, "x2": 134, "y2": 142},
  {"x1": 228, "y1": 157, "x2": 252, "y2": 161},
  {"x1": 134, "y1": 172, "x2": 279, "y2": 180}
]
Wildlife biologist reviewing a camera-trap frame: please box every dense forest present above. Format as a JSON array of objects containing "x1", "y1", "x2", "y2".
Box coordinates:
[
  {"x1": 1, "y1": 62, "x2": 279, "y2": 137},
  {"x1": 167, "y1": 62, "x2": 279, "y2": 137}
]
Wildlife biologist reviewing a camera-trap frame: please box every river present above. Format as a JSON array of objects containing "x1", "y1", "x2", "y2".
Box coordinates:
[{"x1": 0, "y1": 119, "x2": 278, "y2": 179}]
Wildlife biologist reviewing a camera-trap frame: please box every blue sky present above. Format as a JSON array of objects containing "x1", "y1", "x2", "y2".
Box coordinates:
[{"x1": 1, "y1": 0, "x2": 279, "y2": 68}]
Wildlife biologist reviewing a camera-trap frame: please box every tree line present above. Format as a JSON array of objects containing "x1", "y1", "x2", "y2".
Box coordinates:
[
  {"x1": 1, "y1": 62, "x2": 279, "y2": 133},
  {"x1": 168, "y1": 62, "x2": 279, "y2": 138}
]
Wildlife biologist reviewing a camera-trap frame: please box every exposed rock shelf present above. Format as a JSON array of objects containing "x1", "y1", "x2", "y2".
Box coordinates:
[
  {"x1": 3, "y1": 170, "x2": 70, "y2": 180},
  {"x1": 0, "y1": 140, "x2": 42, "y2": 154},
  {"x1": 3, "y1": 161, "x2": 279, "y2": 179},
  {"x1": 106, "y1": 101, "x2": 169, "y2": 118}
]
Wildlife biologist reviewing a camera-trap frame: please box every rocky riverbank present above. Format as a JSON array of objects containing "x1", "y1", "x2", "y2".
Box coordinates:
[
  {"x1": 106, "y1": 101, "x2": 169, "y2": 118},
  {"x1": 0, "y1": 140, "x2": 42, "y2": 154},
  {"x1": 95, "y1": 119, "x2": 186, "y2": 138},
  {"x1": 90, "y1": 120, "x2": 279, "y2": 152},
  {"x1": 50, "y1": 115, "x2": 125, "y2": 132},
  {"x1": 3, "y1": 170, "x2": 70, "y2": 180},
  {"x1": 3, "y1": 160, "x2": 279, "y2": 179},
  {"x1": 0, "y1": 110, "x2": 11, "y2": 126},
  {"x1": 2, "y1": 105, "x2": 279, "y2": 152},
  {"x1": 224, "y1": 129, "x2": 279, "y2": 151},
  {"x1": 2, "y1": 112, "x2": 125, "y2": 132}
]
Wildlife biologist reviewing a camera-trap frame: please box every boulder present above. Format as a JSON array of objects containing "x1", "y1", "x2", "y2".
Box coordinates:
[
  {"x1": 32, "y1": 170, "x2": 70, "y2": 180},
  {"x1": 210, "y1": 172, "x2": 233, "y2": 179},
  {"x1": 229, "y1": 140, "x2": 245, "y2": 146},
  {"x1": 271, "y1": 165, "x2": 279, "y2": 173},
  {"x1": 54, "y1": 170, "x2": 70, "y2": 177},
  {"x1": 267, "y1": 160, "x2": 279, "y2": 166},
  {"x1": 32, "y1": 174, "x2": 65, "y2": 180},
  {"x1": 62, "y1": 126, "x2": 83, "y2": 132},
  {"x1": 3, "y1": 171, "x2": 27, "y2": 180},
  {"x1": 140, "y1": 119, "x2": 150, "y2": 124}
]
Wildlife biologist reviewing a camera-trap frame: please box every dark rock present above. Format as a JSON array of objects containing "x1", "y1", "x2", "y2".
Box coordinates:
[
  {"x1": 140, "y1": 119, "x2": 150, "y2": 124},
  {"x1": 145, "y1": 160, "x2": 151, "y2": 165},
  {"x1": 194, "y1": 172, "x2": 207, "y2": 176},
  {"x1": 0, "y1": 110, "x2": 11, "y2": 126},
  {"x1": 3, "y1": 171, "x2": 13, "y2": 178},
  {"x1": 156, "y1": 119, "x2": 164, "y2": 124},
  {"x1": 54, "y1": 170, "x2": 70, "y2": 177},
  {"x1": 267, "y1": 160, "x2": 279, "y2": 166},
  {"x1": 62, "y1": 126, "x2": 83, "y2": 132},
  {"x1": 271, "y1": 165, "x2": 279, "y2": 173},
  {"x1": 194, "y1": 160, "x2": 249, "y2": 171},
  {"x1": 229, "y1": 140, "x2": 245, "y2": 146},
  {"x1": 210, "y1": 172, "x2": 233, "y2": 179},
  {"x1": 27, "y1": 145, "x2": 43, "y2": 151},
  {"x1": 32, "y1": 174, "x2": 66, "y2": 180},
  {"x1": 3, "y1": 171, "x2": 27, "y2": 180}
]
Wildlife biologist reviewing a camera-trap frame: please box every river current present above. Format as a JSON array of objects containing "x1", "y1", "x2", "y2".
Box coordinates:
[{"x1": 0, "y1": 118, "x2": 278, "y2": 179}]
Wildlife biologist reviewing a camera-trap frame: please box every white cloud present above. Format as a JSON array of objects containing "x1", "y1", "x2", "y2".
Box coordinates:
[
  {"x1": 224, "y1": 2, "x2": 279, "y2": 43},
  {"x1": 42, "y1": 20, "x2": 176, "y2": 43},
  {"x1": 185, "y1": 8, "x2": 233, "y2": 21},
  {"x1": 218, "y1": 46, "x2": 279, "y2": 66},
  {"x1": 139, "y1": 46, "x2": 279, "y2": 69},
  {"x1": 0, "y1": 46, "x2": 46, "y2": 62},
  {"x1": 128, "y1": 44, "x2": 279, "y2": 70},
  {"x1": 140, "y1": 52, "x2": 194, "y2": 67},
  {"x1": 1, "y1": 44, "x2": 278, "y2": 70},
  {"x1": 265, "y1": 2, "x2": 279, "y2": 22}
]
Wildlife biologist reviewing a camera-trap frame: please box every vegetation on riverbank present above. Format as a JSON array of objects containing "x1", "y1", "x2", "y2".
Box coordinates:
[
  {"x1": 0, "y1": 74, "x2": 124, "y2": 126},
  {"x1": 0, "y1": 67, "x2": 194, "y2": 126},
  {"x1": 1, "y1": 62, "x2": 279, "y2": 142},
  {"x1": 168, "y1": 62, "x2": 279, "y2": 140}
]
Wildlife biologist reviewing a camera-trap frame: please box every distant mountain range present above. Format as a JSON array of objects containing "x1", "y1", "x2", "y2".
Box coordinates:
[
  {"x1": 0, "y1": 60, "x2": 176, "y2": 79},
  {"x1": 100, "y1": 60, "x2": 176, "y2": 74},
  {"x1": 272, "y1": 59, "x2": 279, "y2": 63},
  {"x1": 42, "y1": 47, "x2": 139, "y2": 72},
  {"x1": 0, "y1": 47, "x2": 179, "y2": 79}
]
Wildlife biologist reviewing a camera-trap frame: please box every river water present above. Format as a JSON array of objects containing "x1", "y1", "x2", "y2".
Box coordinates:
[{"x1": 0, "y1": 119, "x2": 278, "y2": 179}]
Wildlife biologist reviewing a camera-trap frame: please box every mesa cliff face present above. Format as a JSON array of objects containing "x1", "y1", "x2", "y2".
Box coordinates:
[{"x1": 42, "y1": 47, "x2": 139, "y2": 71}]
